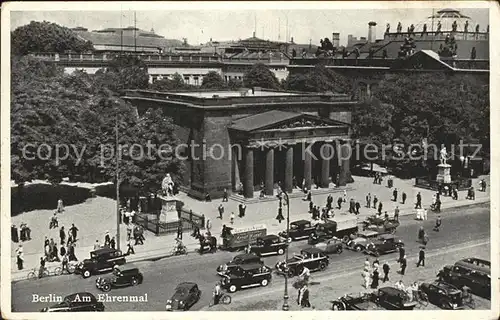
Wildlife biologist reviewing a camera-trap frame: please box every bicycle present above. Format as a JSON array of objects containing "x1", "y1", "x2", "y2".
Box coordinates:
[
  {"x1": 171, "y1": 245, "x2": 188, "y2": 256},
  {"x1": 208, "y1": 293, "x2": 232, "y2": 307}
]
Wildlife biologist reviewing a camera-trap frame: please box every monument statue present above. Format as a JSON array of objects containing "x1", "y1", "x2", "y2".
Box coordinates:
[
  {"x1": 440, "y1": 147, "x2": 447, "y2": 165},
  {"x1": 161, "y1": 173, "x2": 174, "y2": 196}
]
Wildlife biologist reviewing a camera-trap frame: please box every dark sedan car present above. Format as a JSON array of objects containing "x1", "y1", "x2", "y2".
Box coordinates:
[
  {"x1": 420, "y1": 281, "x2": 464, "y2": 309},
  {"x1": 314, "y1": 238, "x2": 343, "y2": 255},
  {"x1": 95, "y1": 264, "x2": 143, "y2": 292},
  {"x1": 250, "y1": 235, "x2": 288, "y2": 256},
  {"x1": 278, "y1": 219, "x2": 315, "y2": 241},
  {"x1": 40, "y1": 292, "x2": 105, "y2": 312},
  {"x1": 216, "y1": 252, "x2": 263, "y2": 276},
  {"x1": 364, "y1": 234, "x2": 404, "y2": 256},
  {"x1": 165, "y1": 282, "x2": 201, "y2": 311}
]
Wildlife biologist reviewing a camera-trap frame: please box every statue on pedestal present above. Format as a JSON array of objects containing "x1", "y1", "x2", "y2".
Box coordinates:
[
  {"x1": 161, "y1": 173, "x2": 174, "y2": 197},
  {"x1": 440, "y1": 147, "x2": 447, "y2": 165}
]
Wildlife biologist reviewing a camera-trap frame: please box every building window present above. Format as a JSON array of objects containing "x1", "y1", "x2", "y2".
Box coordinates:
[
  {"x1": 194, "y1": 76, "x2": 199, "y2": 86},
  {"x1": 184, "y1": 76, "x2": 190, "y2": 84}
]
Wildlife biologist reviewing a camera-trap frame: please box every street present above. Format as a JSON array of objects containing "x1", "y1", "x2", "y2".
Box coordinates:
[{"x1": 12, "y1": 203, "x2": 490, "y2": 312}]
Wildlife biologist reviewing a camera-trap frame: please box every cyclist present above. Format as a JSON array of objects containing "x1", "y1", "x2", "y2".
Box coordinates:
[
  {"x1": 299, "y1": 266, "x2": 311, "y2": 284},
  {"x1": 38, "y1": 257, "x2": 46, "y2": 278},
  {"x1": 212, "y1": 282, "x2": 223, "y2": 306},
  {"x1": 175, "y1": 238, "x2": 186, "y2": 254}
]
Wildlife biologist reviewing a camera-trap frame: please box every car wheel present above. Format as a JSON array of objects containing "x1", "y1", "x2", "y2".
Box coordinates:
[
  {"x1": 342, "y1": 235, "x2": 349, "y2": 242},
  {"x1": 336, "y1": 246, "x2": 343, "y2": 254},
  {"x1": 374, "y1": 250, "x2": 380, "y2": 257},
  {"x1": 131, "y1": 277, "x2": 139, "y2": 286},
  {"x1": 82, "y1": 270, "x2": 91, "y2": 278},
  {"x1": 287, "y1": 237, "x2": 292, "y2": 243},
  {"x1": 102, "y1": 284, "x2": 111, "y2": 292},
  {"x1": 278, "y1": 248, "x2": 285, "y2": 255},
  {"x1": 319, "y1": 262, "x2": 327, "y2": 270},
  {"x1": 440, "y1": 299, "x2": 451, "y2": 309},
  {"x1": 355, "y1": 245, "x2": 363, "y2": 252},
  {"x1": 261, "y1": 279, "x2": 269, "y2": 287},
  {"x1": 228, "y1": 285, "x2": 237, "y2": 293}
]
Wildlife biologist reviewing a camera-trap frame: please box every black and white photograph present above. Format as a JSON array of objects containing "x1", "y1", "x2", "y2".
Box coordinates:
[{"x1": 1, "y1": 1, "x2": 498, "y2": 318}]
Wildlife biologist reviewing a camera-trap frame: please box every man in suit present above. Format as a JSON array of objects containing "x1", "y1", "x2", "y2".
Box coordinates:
[
  {"x1": 417, "y1": 247, "x2": 425, "y2": 267},
  {"x1": 382, "y1": 262, "x2": 390, "y2": 282}
]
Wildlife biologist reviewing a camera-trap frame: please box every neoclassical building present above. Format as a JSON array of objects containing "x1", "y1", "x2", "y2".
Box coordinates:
[{"x1": 123, "y1": 89, "x2": 356, "y2": 199}]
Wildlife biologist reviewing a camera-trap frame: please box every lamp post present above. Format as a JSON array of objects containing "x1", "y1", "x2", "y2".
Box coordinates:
[{"x1": 282, "y1": 191, "x2": 290, "y2": 311}]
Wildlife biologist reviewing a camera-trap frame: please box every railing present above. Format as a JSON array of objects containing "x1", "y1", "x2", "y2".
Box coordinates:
[
  {"x1": 384, "y1": 31, "x2": 489, "y2": 41},
  {"x1": 415, "y1": 176, "x2": 472, "y2": 191},
  {"x1": 134, "y1": 208, "x2": 205, "y2": 236}
]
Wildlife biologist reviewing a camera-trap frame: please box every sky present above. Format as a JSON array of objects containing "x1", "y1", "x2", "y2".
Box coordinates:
[{"x1": 9, "y1": 3, "x2": 489, "y2": 46}]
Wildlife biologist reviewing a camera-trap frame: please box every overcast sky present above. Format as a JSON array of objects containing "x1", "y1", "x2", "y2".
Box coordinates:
[{"x1": 9, "y1": 3, "x2": 489, "y2": 46}]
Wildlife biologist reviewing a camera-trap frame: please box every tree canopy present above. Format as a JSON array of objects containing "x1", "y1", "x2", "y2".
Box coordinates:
[
  {"x1": 201, "y1": 71, "x2": 226, "y2": 89},
  {"x1": 243, "y1": 63, "x2": 280, "y2": 90},
  {"x1": 11, "y1": 21, "x2": 93, "y2": 56},
  {"x1": 11, "y1": 55, "x2": 184, "y2": 192},
  {"x1": 95, "y1": 55, "x2": 149, "y2": 94},
  {"x1": 285, "y1": 65, "x2": 350, "y2": 93}
]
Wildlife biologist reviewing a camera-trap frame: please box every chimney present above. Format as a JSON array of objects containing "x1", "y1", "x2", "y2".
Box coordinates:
[
  {"x1": 253, "y1": 31, "x2": 256, "y2": 38},
  {"x1": 290, "y1": 36, "x2": 294, "y2": 43},
  {"x1": 368, "y1": 21, "x2": 377, "y2": 43},
  {"x1": 332, "y1": 32, "x2": 340, "y2": 47}
]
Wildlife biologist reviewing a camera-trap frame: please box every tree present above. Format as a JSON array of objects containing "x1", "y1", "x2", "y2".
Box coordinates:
[
  {"x1": 96, "y1": 55, "x2": 149, "y2": 94},
  {"x1": 11, "y1": 20, "x2": 93, "y2": 56},
  {"x1": 227, "y1": 78, "x2": 243, "y2": 90},
  {"x1": 243, "y1": 63, "x2": 280, "y2": 90},
  {"x1": 352, "y1": 99, "x2": 395, "y2": 146},
  {"x1": 285, "y1": 64, "x2": 351, "y2": 93},
  {"x1": 201, "y1": 71, "x2": 225, "y2": 89},
  {"x1": 149, "y1": 73, "x2": 190, "y2": 91}
]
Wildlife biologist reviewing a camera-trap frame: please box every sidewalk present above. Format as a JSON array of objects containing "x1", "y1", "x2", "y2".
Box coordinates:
[{"x1": 10, "y1": 174, "x2": 489, "y2": 281}]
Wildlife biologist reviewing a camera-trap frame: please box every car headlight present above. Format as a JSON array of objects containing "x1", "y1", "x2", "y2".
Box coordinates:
[{"x1": 179, "y1": 301, "x2": 184, "y2": 306}]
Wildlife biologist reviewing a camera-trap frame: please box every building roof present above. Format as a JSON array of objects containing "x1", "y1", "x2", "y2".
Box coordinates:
[
  {"x1": 230, "y1": 110, "x2": 301, "y2": 132},
  {"x1": 75, "y1": 31, "x2": 183, "y2": 49}
]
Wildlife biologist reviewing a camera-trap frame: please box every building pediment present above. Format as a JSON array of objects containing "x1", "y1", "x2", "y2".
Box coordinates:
[
  {"x1": 391, "y1": 50, "x2": 454, "y2": 70},
  {"x1": 230, "y1": 110, "x2": 349, "y2": 133}
]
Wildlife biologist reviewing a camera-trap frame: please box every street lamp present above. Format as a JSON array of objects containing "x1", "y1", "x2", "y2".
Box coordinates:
[{"x1": 282, "y1": 191, "x2": 290, "y2": 311}]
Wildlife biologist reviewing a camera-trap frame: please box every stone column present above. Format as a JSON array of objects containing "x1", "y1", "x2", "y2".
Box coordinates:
[
  {"x1": 320, "y1": 142, "x2": 331, "y2": 188},
  {"x1": 338, "y1": 141, "x2": 351, "y2": 186},
  {"x1": 284, "y1": 146, "x2": 294, "y2": 193},
  {"x1": 265, "y1": 148, "x2": 274, "y2": 196},
  {"x1": 304, "y1": 143, "x2": 313, "y2": 190},
  {"x1": 244, "y1": 147, "x2": 254, "y2": 198}
]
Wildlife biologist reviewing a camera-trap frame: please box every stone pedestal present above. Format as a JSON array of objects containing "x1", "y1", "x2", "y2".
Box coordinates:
[
  {"x1": 436, "y1": 164, "x2": 452, "y2": 184},
  {"x1": 158, "y1": 195, "x2": 179, "y2": 224}
]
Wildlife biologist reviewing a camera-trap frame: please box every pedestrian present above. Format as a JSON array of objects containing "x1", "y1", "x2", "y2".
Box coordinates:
[
  {"x1": 400, "y1": 255, "x2": 407, "y2": 275},
  {"x1": 230, "y1": 212, "x2": 235, "y2": 224},
  {"x1": 127, "y1": 239, "x2": 135, "y2": 255},
  {"x1": 218, "y1": 204, "x2": 224, "y2": 219},
  {"x1": 433, "y1": 215, "x2": 442, "y2": 232},
  {"x1": 378, "y1": 202, "x2": 383, "y2": 214},
  {"x1": 68, "y1": 243, "x2": 77, "y2": 261},
  {"x1": 417, "y1": 247, "x2": 425, "y2": 267},
  {"x1": 16, "y1": 245, "x2": 24, "y2": 270},
  {"x1": 94, "y1": 240, "x2": 100, "y2": 250},
  {"x1": 394, "y1": 206, "x2": 400, "y2": 221},
  {"x1": 371, "y1": 269, "x2": 380, "y2": 289},
  {"x1": 60, "y1": 245, "x2": 66, "y2": 258},
  {"x1": 205, "y1": 192, "x2": 212, "y2": 202},
  {"x1": 343, "y1": 190, "x2": 347, "y2": 203},
  {"x1": 398, "y1": 246, "x2": 405, "y2": 263},
  {"x1": 110, "y1": 236, "x2": 116, "y2": 249},
  {"x1": 382, "y1": 262, "x2": 390, "y2": 282},
  {"x1": 306, "y1": 190, "x2": 312, "y2": 202},
  {"x1": 415, "y1": 192, "x2": 422, "y2": 209},
  {"x1": 127, "y1": 223, "x2": 133, "y2": 241},
  {"x1": 373, "y1": 195, "x2": 378, "y2": 209},
  {"x1": 177, "y1": 224, "x2": 183, "y2": 240},
  {"x1": 61, "y1": 254, "x2": 69, "y2": 274},
  {"x1": 241, "y1": 203, "x2": 246, "y2": 217},
  {"x1": 452, "y1": 188, "x2": 458, "y2": 200},
  {"x1": 402, "y1": 192, "x2": 407, "y2": 204},
  {"x1": 355, "y1": 202, "x2": 361, "y2": 215},
  {"x1": 384, "y1": 211, "x2": 389, "y2": 220},
  {"x1": 366, "y1": 193, "x2": 371, "y2": 208},
  {"x1": 222, "y1": 188, "x2": 228, "y2": 202},
  {"x1": 12, "y1": 224, "x2": 19, "y2": 243},
  {"x1": 300, "y1": 285, "x2": 311, "y2": 308},
  {"x1": 435, "y1": 198, "x2": 441, "y2": 213},
  {"x1": 206, "y1": 219, "x2": 212, "y2": 234},
  {"x1": 349, "y1": 198, "x2": 355, "y2": 213},
  {"x1": 364, "y1": 258, "x2": 370, "y2": 271},
  {"x1": 59, "y1": 226, "x2": 66, "y2": 245},
  {"x1": 309, "y1": 201, "x2": 314, "y2": 213},
  {"x1": 39, "y1": 257, "x2": 46, "y2": 278},
  {"x1": 69, "y1": 224, "x2": 79, "y2": 240},
  {"x1": 276, "y1": 206, "x2": 284, "y2": 223},
  {"x1": 363, "y1": 269, "x2": 371, "y2": 289},
  {"x1": 393, "y1": 188, "x2": 398, "y2": 201},
  {"x1": 327, "y1": 194, "x2": 333, "y2": 209},
  {"x1": 373, "y1": 258, "x2": 380, "y2": 270},
  {"x1": 57, "y1": 199, "x2": 64, "y2": 213},
  {"x1": 337, "y1": 197, "x2": 342, "y2": 209},
  {"x1": 104, "y1": 231, "x2": 111, "y2": 247},
  {"x1": 396, "y1": 280, "x2": 405, "y2": 291}
]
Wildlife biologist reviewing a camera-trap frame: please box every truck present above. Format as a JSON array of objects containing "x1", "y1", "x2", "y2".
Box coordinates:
[
  {"x1": 308, "y1": 217, "x2": 359, "y2": 245},
  {"x1": 221, "y1": 224, "x2": 267, "y2": 251}
]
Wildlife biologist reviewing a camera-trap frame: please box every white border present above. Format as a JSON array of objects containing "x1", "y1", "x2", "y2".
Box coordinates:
[{"x1": 1, "y1": 1, "x2": 498, "y2": 320}]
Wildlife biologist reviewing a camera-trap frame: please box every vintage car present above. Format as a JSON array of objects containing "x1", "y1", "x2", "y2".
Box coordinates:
[
  {"x1": 419, "y1": 281, "x2": 464, "y2": 309},
  {"x1": 345, "y1": 230, "x2": 381, "y2": 252},
  {"x1": 314, "y1": 237, "x2": 344, "y2": 255},
  {"x1": 307, "y1": 222, "x2": 338, "y2": 245},
  {"x1": 74, "y1": 248, "x2": 127, "y2": 278},
  {"x1": 275, "y1": 247, "x2": 329, "y2": 277},
  {"x1": 221, "y1": 263, "x2": 272, "y2": 293},
  {"x1": 331, "y1": 288, "x2": 416, "y2": 311},
  {"x1": 438, "y1": 258, "x2": 491, "y2": 299},
  {"x1": 40, "y1": 292, "x2": 105, "y2": 312},
  {"x1": 216, "y1": 252, "x2": 263, "y2": 276},
  {"x1": 362, "y1": 216, "x2": 399, "y2": 234},
  {"x1": 278, "y1": 219, "x2": 315, "y2": 241},
  {"x1": 364, "y1": 234, "x2": 404, "y2": 256},
  {"x1": 165, "y1": 282, "x2": 201, "y2": 311},
  {"x1": 95, "y1": 264, "x2": 143, "y2": 292},
  {"x1": 249, "y1": 234, "x2": 288, "y2": 256}
]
